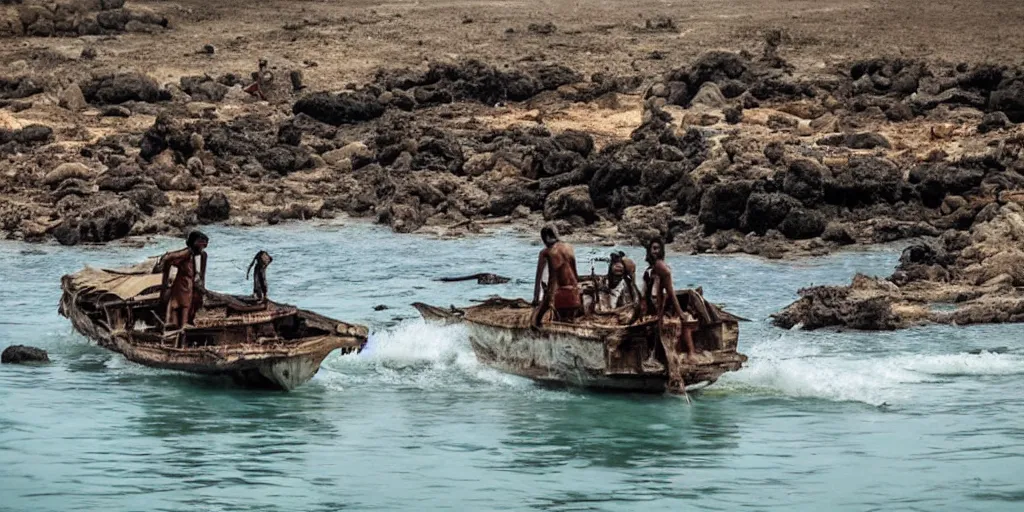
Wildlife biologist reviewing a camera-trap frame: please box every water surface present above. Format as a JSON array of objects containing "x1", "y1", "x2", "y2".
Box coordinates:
[{"x1": 1, "y1": 222, "x2": 1021, "y2": 511}]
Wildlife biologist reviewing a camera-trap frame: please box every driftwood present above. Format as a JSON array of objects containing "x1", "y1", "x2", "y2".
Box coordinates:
[{"x1": 437, "y1": 273, "x2": 511, "y2": 285}]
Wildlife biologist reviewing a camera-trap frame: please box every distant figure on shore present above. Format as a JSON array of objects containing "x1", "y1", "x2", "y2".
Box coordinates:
[
  {"x1": 159, "y1": 231, "x2": 209, "y2": 330},
  {"x1": 531, "y1": 225, "x2": 581, "y2": 327},
  {"x1": 247, "y1": 250, "x2": 273, "y2": 303}
]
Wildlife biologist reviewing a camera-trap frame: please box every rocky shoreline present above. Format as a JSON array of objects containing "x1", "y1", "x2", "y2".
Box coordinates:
[{"x1": 3, "y1": 3, "x2": 1024, "y2": 328}]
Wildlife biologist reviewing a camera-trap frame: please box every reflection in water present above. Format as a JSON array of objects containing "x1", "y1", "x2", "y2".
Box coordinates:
[{"x1": 1, "y1": 223, "x2": 1023, "y2": 511}]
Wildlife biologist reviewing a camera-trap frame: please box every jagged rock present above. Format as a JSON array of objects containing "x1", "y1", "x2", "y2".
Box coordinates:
[
  {"x1": 989, "y1": 79, "x2": 1024, "y2": 122},
  {"x1": 1, "y1": 345, "x2": 49, "y2": 364},
  {"x1": 43, "y1": 162, "x2": 94, "y2": 188},
  {"x1": 481, "y1": 177, "x2": 542, "y2": 216},
  {"x1": 554, "y1": 129, "x2": 594, "y2": 157},
  {"x1": 0, "y1": 76, "x2": 43, "y2": 100},
  {"x1": 196, "y1": 191, "x2": 230, "y2": 222},
  {"x1": 292, "y1": 92, "x2": 385, "y2": 126},
  {"x1": 100, "y1": 105, "x2": 131, "y2": 117},
  {"x1": 11, "y1": 124, "x2": 50, "y2": 145},
  {"x1": 690, "y1": 82, "x2": 727, "y2": 108},
  {"x1": 52, "y1": 196, "x2": 139, "y2": 245},
  {"x1": 817, "y1": 132, "x2": 891, "y2": 150},
  {"x1": 740, "y1": 192, "x2": 799, "y2": 235},
  {"x1": 821, "y1": 222, "x2": 855, "y2": 245},
  {"x1": 908, "y1": 163, "x2": 985, "y2": 208},
  {"x1": 763, "y1": 141, "x2": 785, "y2": 164},
  {"x1": 978, "y1": 111, "x2": 1011, "y2": 134},
  {"x1": 778, "y1": 207, "x2": 826, "y2": 239},
  {"x1": 825, "y1": 157, "x2": 902, "y2": 206},
  {"x1": 783, "y1": 158, "x2": 827, "y2": 205},
  {"x1": 258, "y1": 145, "x2": 313, "y2": 174},
  {"x1": 58, "y1": 83, "x2": 87, "y2": 112},
  {"x1": 543, "y1": 185, "x2": 596, "y2": 223},
  {"x1": 698, "y1": 180, "x2": 752, "y2": 233},
  {"x1": 121, "y1": 184, "x2": 168, "y2": 215},
  {"x1": 618, "y1": 203, "x2": 673, "y2": 243},
  {"x1": 723, "y1": 105, "x2": 743, "y2": 124},
  {"x1": 81, "y1": 72, "x2": 167, "y2": 105},
  {"x1": 463, "y1": 152, "x2": 496, "y2": 177},
  {"x1": 771, "y1": 275, "x2": 902, "y2": 330}
]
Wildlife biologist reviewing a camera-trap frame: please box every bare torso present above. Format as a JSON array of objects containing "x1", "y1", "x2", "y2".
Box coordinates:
[{"x1": 545, "y1": 242, "x2": 578, "y2": 289}]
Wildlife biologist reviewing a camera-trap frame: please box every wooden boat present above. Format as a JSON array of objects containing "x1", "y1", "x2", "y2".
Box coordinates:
[
  {"x1": 413, "y1": 289, "x2": 748, "y2": 393},
  {"x1": 59, "y1": 261, "x2": 368, "y2": 390}
]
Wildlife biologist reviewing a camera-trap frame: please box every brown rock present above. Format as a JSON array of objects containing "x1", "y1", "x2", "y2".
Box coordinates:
[{"x1": 58, "y1": 83, "x2": 87, "y2": 112}]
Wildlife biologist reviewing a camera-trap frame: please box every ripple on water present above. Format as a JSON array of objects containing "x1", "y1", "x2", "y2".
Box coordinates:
[{"x1": 2, "y1": 224, "x2": 1024, "y2": 511}]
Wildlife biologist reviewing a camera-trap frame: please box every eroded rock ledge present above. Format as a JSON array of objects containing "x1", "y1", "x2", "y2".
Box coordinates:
[
  {"x1": 1, "y1": 51, "x2": 1023, "y2": 262},
  {"x1": 773, "y1": 202, "x2": 1024, "y2": 330}
]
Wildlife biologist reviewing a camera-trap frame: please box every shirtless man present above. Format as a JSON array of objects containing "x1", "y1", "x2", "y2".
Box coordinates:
[
  {"x1": 641, "y1": 238, "x2": 697, "y2": 355},
  {"x1": 531, "y1": 226, "x2": 581, "y2": 327},
  {"x1": 159, "y1": 231, "x2": 209, "y2": 330},
  {"x1": 638, "y1": 238, "x2": 698, "y2": 393}
]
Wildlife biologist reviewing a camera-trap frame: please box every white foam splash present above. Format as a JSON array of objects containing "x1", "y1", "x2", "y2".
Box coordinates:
[
  {"x1": 719, "y1": 337, "x2": 1024, "y2": 406},
  {"x1": 320, "y1": 320, "x2": 543, "y2": 393},
  {"x1": 896, "y1": 352, "x2": 1024, "y2": 376},
  {"x1": 322, "y1": 321, "x2": 1023, "y2": 405}
]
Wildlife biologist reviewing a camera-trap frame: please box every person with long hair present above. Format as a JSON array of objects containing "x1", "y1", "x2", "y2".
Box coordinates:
[
  {"x1": 246, "y1": 250, "x2": 273, "y2": 302},
  {"x1": 638, "y1": 238, "x2": 697, "y2": 394}
]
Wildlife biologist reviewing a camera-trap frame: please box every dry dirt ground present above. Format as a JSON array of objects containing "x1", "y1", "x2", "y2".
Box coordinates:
[{"x1": 5, "y1": 0, "x2": 1024, "y2": 93}]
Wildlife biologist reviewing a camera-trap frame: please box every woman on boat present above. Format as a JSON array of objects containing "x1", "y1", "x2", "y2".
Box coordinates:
[{"x1": 247, "y1": 250, "x2": 273, "y2": 303}]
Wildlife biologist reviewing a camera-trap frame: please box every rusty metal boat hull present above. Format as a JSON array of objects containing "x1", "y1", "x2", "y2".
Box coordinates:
[
  {"x1": 59, "y1": 263, "x2": 368, "y2": 391},
  {"x1": 417, "y1": 297, "x2": 748, "y2": 393}
]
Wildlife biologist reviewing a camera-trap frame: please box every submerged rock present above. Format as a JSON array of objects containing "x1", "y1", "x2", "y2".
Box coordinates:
[
  {"x1": 771, "y1": 275, "x2": 903, "y2": 330},
  {"x1": 2, "y1": 345, "x2": 49, "y2": 364}
]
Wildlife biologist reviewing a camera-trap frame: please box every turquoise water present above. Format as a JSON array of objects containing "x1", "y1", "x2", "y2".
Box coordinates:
[{"x1": 1, "y1": 222, "x2": 1022, "y2": 511}]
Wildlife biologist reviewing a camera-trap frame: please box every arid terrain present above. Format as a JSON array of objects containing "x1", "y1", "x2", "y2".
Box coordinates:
[{"x1": 3, "y1": 0, "x2": 1024, "y2": 328}]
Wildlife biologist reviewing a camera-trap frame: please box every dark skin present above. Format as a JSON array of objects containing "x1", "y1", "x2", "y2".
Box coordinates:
[
  {"x1": 248, "y1": 251, "x2": 273, "y2": 302},
  {"x1": 638, "y1": 241, "x2": 697, "y2": 359},
  {"x1": 160, "y1": 239, "x2": 208, "y2": 330},
  {"x1": 621, "y1": 256, "x2": 640, "y2": 303},
  {"x1": 531, "y1": 237, "x2": 579, "y2": 327}
]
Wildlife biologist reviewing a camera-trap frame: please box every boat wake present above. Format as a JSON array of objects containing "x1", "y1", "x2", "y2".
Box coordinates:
[
  {"x1": 718, "y1": 337, "x2": 1024, "y2": 406},
  {"x1": 318, "y1": 320, "x2": 538, "y2": 392}
]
